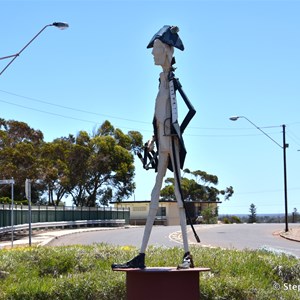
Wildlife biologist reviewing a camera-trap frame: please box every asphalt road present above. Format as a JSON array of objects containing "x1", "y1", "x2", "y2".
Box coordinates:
[
  {"x1": 189, "y1": 223, "x2": 300, "y2": 257},
  {"x1": 48, "y1": 226, "x2": 180, "y2": 248},
  {"x1": 48, "y1": 223, "x2": 300, "y2": 257}
]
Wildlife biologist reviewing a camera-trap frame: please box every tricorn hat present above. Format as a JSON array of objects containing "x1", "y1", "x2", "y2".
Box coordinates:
[{"x1": 147, "y1": 25, "x2": 184, "y2": 51}]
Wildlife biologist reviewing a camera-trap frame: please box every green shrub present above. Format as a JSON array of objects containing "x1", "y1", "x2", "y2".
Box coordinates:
[
  {"x1": 223, "y1": 217, "x2": 231, "y2": 224},
  {"x1": 221, "y1": 215, "x2": 242, "y2": 224},
  {"x1": 0, "y1": 197, "x2": 11, "y2": 204},
  {"x1": 230, "y1": 215, "x2": 242, "y2": 223}
]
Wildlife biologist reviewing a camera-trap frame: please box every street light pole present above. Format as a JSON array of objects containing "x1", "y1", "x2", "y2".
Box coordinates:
[
  {"x1": 230, "y1": 116, "x2": 289, "y2": 232},
  {"x1": 0, "y1": 22, "x2": 69, "y2": 76},
  {"x1": 282, "y1": 124, "x2": 289, "y2": 232}
]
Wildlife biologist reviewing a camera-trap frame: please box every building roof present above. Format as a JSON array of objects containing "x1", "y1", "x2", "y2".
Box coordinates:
[{"x1": 111, "y1": 200, "x2": 222, "y2": 204}]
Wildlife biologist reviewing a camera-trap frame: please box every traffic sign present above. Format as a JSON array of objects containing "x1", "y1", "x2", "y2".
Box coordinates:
[{"x1": 0, "y1": 179, "x2": 15, "y2": 184}]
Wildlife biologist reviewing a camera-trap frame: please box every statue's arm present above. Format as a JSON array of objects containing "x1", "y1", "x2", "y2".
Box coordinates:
[{"x1": 173, "y1": 78, "x2": 196, "y2": 134}]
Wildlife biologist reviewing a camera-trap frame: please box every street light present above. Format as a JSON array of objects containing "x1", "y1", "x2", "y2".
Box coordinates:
[
  {"x1": 0, "y1": 22, "x2": 69, "y2": 76},
  {"x1": 230, "y1": 115, "x2": 289, "y2": 232}
]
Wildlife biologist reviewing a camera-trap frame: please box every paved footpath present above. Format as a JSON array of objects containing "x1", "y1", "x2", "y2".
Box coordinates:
[
  {"x1": 280, "y1": 226, "x2": 300, "y2": 242},
  {"x1": 0, "y1": 227, "x2": 118, "y2": 249},
  {"x1": 0, "y1": 224, "x2": 299, "y2": 249}
]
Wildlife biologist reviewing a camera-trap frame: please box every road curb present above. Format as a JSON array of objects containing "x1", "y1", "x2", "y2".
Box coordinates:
[{"x1": 279, "y1": 232, "x2": 300, "y2": 243}]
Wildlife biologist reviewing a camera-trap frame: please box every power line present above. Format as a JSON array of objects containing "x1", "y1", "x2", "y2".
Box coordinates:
[
  {"x1": 286, "y1": 128, "x2": 300, "y2": 147},
  {"x1": 0, "y1": 98, "x2": 152, "y2": 133},
  {"x1": 0, "y1": 89, "x2": 149, "y2": 125},
  {"x1": 234, "y1": 186, "x2": 300, "y2": 196},
  {"x1": 1, "y1": 98, "x2": 281, "y2": 138},
  {"x1": 0, "y1": 97, "x2": 290, "y2": 139},
  {"x1": 188, "y1": 131, "x2": 282, "y2": 138},
  {"x1": 1, "y1": 89, "x2": 300, "y2": 143}
]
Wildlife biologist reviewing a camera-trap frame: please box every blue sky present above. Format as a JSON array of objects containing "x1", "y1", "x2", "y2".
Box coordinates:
[{"x1": 1, "y1": 0, "x2": 300, "y2": 215}]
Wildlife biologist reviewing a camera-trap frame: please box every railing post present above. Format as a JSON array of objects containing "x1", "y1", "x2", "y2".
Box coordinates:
[{"x1": 1, "y1": 203, "x2": 3, "y2": 227}]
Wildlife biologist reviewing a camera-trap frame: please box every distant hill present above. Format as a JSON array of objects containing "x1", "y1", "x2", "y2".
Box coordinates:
[
  {"x1": 220, "y1": 213, "x2": 285, "y2": 218},
  {"x1": 219, "y1": 213, "x2": 299, "y2": 223}
]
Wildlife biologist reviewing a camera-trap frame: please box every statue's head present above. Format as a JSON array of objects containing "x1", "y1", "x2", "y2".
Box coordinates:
[
  {"x1": 148, "y1": 26, "x2": 183, "y2": 69},
  {"x1": 151, "y1": 39, "x2": 174, "y2": 67},
  {"x1": 147, "y1": 25, "x2": 184, "y2": 51}
]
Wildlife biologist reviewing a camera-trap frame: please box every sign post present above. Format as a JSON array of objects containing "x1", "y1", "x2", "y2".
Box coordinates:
[
  {"x1": 0, "y1": 178, "x2": 15, "y2": 247},
  {"x1": 25, "y1": 179, "x2": 32, "y2": 246}
]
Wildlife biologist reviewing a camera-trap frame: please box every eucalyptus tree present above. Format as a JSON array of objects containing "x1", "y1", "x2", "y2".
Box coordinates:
[
  {"x1": 39, "y1": 135, "x2": 75, "y2": 205},
  {"x1": 0, "y1": 118, "x2": 143, "y2": 206},
  {"x1": 79, "y1": 121, "x2": 143, "y2": 206},
  {"x1": 0, "y1": 118, "x2": 44, "y2": 201},
  {"x1": 46, "y1": 121, "x2": 143, "y2": 207},
  {"x1": 160, "y1": 168, "x2": 234, "y2": 203}
]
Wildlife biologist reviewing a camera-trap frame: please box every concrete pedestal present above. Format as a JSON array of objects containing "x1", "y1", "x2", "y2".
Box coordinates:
[{"x1": 114, "y1": 267, "x2": 210, "y2": 300}]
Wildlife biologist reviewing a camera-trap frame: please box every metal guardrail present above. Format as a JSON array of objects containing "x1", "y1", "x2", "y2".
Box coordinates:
[
  {"x1": 0, "y1": 219, "x2": 126, "y2": 235},
  {"x1": 0, "y1": 204, "x2": 130, "y2": 228}
]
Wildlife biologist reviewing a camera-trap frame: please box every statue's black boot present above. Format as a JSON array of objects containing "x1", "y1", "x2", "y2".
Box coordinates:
[
  {"x1": 177, "y1": 251, "x2": 194, "y2": 269},
  {"x1": 111, "y1": 253, "x2": 146, "y2": 269}
]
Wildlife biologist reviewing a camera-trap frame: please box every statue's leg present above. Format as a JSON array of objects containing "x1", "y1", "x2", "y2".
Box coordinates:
[
  {"x1": 111, "y1": 127, "x2": 169, "y2": 269},
  {"x1": 140, "y1": 152, "x2": 168, "y2": 253},
  {"x1": 170, "y1": 141, "x2": 189, "y2": 253},
  {"x1": 111, "y1": 159, "x2": 167, "y2": 270},
  {"x1": 170, "y1": 139, "x2": 194, "y2": 269}
]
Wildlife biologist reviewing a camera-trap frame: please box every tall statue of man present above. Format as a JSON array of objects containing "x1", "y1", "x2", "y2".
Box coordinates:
[{"x1": 112, "y1": 25, "x2": 196, "y2": 270}]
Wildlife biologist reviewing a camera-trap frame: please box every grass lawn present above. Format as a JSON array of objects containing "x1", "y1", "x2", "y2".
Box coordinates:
[{"x1": 0, "y1": 244, "x2": 299, "y2": 299}]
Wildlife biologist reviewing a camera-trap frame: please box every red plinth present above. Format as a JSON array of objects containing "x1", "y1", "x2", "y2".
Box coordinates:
[{"x1": 113, "y1": 267, "x2": 210, "y2": 300}]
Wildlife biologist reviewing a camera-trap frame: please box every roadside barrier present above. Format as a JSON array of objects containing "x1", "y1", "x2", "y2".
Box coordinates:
[{"x1": 0, "y1": 219, "x2": 125, "y2": 235}]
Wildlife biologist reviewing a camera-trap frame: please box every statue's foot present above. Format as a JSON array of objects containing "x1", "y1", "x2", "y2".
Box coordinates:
[
  {"x1": 111, "y1": 253, "x2": 146, "y2": 269},
  {"x1": 177, "y1": 252, "x2": 194, "y2": 269}
]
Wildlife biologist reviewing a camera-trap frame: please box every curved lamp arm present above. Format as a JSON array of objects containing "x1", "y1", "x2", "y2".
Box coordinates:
[
  {"x1": 0, "y1": 22, "x2": 69, "y2": 76},
  {"x1": 229, "y1": 115, "x2": 282, "y2": 149}
]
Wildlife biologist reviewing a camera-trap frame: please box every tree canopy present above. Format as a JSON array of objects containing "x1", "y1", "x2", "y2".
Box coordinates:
[
  {"x1": 0, "y1": 118, "x2": 234, "y2": 208},
  {"x1": 0, "y1": 119, "x2": 143, "y2": 206},
  {"x1": 160, "y1": 168, "x2": 234, "y2": 203},
  {"x1": 248, "y1": 203, "x2": 257, "y2": 223}
]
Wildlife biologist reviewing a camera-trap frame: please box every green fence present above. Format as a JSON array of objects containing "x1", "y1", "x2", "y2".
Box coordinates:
[{"x1": 0, "y1": 204, "x2": 130, "y2": 228}]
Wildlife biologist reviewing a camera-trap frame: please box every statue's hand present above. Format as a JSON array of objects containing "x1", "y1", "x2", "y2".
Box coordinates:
[{"x1": 146, "y1": 135, "x2": 155, "y2": 152}]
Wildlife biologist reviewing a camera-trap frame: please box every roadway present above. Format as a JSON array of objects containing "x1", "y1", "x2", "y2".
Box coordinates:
[{"x1": 47, "y1": 223, "x2": 300, "y2": 257}]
